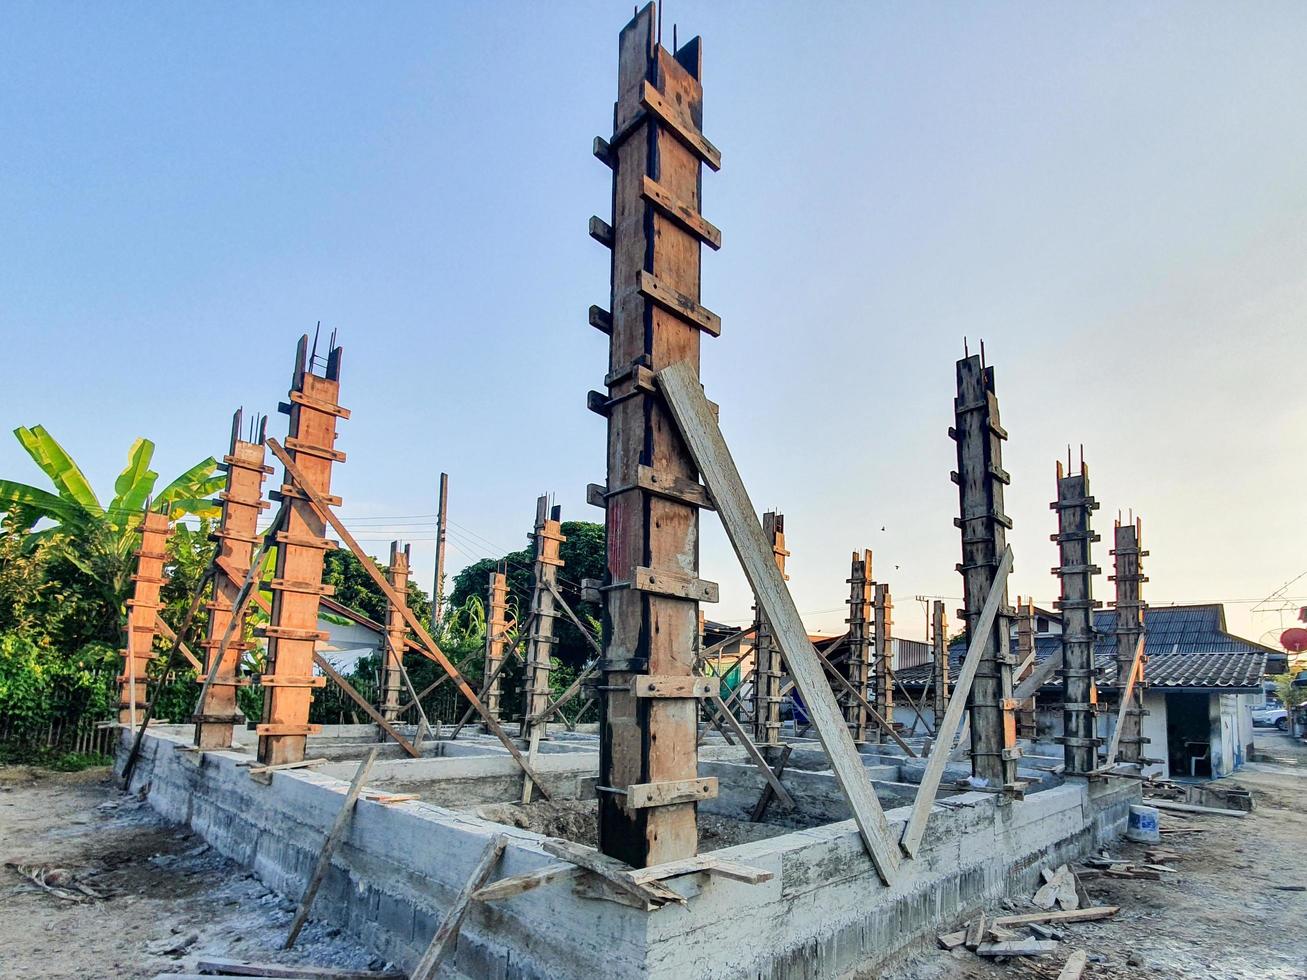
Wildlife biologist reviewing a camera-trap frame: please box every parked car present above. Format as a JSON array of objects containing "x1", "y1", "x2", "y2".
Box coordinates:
[{"x1": 1251, "y1": 701, "x2": 1288, "y2": 730}]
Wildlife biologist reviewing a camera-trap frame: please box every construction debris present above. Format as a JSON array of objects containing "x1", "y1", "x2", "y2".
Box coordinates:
[{"x1": 6, "y1": 863, "x2": 105, "y2": 903}]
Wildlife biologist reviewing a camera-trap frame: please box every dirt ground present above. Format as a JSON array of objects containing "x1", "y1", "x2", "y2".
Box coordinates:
[
  {"x1": 3, "y1": 739, "x2": 1304, "y2": 980},
  {"x1": 0, "y1": 765, "x2": 394, "y2": 980},
  {"x1": 882, "y1": 735, "x2": 1307, "y2": 980}
]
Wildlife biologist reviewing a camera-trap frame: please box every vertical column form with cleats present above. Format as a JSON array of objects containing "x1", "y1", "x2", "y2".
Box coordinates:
[
  {"x1": 482, "y1": 569, "x2": 509, "y2": 726},
  {"x1": 195, "y1": 410, "x2": 271, "y2": 748},
  {"x1": 951, "y1": 353, "x2": 1020, "y2": 789},
  {"x1": 1111, "y1": 517, "x2": 1148, "y2": 763},
  {"x1": 1014, "y1": 597, "x2": 1037, "y2": 740},
  {"x1": 593, "y1": 3, "x2": 723, "y2": 867},
  {"x1": 256, "y1": 335, "x2": 345, "y2": 765},
  {"x1": 380, "y1": 541, "x2": 410, "y2": 724},
  {"x1": 751, "y1": 512, "x2": 788, "y2": 746},
  {"x1": 521, "y1": 497, "x2": 564, "y2": 749},
  {"x1": 843, "y1": 550, "x2": 873, "y2": 744},
  {"x1": 120, "y1": 510, "x2": 172, "y2": 725},
  {"x1": 872, "y1": 581, "x2": 894, "y2": 743},
  {"x1": 930, "y1": 600, "x2": 950, "y2": 725},
  {"x1": 1052, "y1": 460, "x2": 1102, "y2": 776}
]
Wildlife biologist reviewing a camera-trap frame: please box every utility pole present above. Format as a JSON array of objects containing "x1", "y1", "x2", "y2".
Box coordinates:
[
  {"x1": 433, "y1": 472, "x2": 449, "y2": 628},
  {"x1": 1052, "y1": 458, "x2": 1102, "y2": 777},
  {"x1": 752, "y1": 512, "x2": 789, "y2": 746}
]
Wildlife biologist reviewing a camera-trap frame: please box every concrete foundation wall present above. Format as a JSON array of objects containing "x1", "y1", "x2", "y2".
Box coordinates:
[{"x1": 119, "y1": 727, "x2": 1136, "y2": 979}]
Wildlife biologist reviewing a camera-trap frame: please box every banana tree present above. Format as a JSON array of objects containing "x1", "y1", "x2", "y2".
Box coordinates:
[{"x1": 0, "y1": 425, "x2": 223, "y2": 620}]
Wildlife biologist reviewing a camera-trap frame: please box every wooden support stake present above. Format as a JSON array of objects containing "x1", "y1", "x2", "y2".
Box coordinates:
[
  {"x1": 312, "y1": 653, "x2": 418, "y2": 758},
  {"x1": 900, "y1": 547, "x2": 1013, "y2": 857},
  {"x1": 410, "y1": 835, "x2": 507, "y2": 980},
  {"x1": 749, "y1": 743, "x2": 792, "y2": 822},
  {"x1": 705, "y1": 694, "x2": 796, "y2": 808},
  {"x1": 658, "y1": 361, "x2": 901, "y2": 883},
  {"x1": 265, "y1": 438, "x2": 553, "y2": 797},
  {"x1": 284, "y1": 747, "x2": 378, "y2": 948},
  {"x1": 813, "y1": 647, "x2": 918, "y2": 756}
]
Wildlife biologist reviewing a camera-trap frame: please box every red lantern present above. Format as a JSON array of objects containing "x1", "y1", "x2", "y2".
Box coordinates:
[{"x1": 1280, "y1": 628, "x2": 1307, "y2": 652}]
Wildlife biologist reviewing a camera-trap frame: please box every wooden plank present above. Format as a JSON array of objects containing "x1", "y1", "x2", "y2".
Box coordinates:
[
  {"x1": 1057, "y1": 949, "x2": 1089, "y2": 980},
  {"x1": 976, "y1": 940, "x2": 1059, "y2": 957},
  {"x1": 284, "y1": 748, "x2": 378, "y2": 948},
  {"x1": 409, "y1": 835, "x2": 507, "y2": 980},
  {"x1": 541, "y1": 839, "x2": 684, "y2": 907},
  {"x1": 638, "y1": 271, "x2": 722, "y2": 337},
  {"x1": 964, "y1": 912, "x2": 987, "y2": 949},
  {"x1": 631, "y1": 675, "x2": 717, "y2": 698},
  {"x1": 471, "y1": 862, "x2": 581, "y2": 903},
  {"x1": 1147, "y1": 798, "x2": 1247, "y2": 818},
  {"x1": 640, "y1": 80, "x2": 722, "y2": 170},
  {"x1": 627, "y1": 855, "x2": 772, "y2": 885},
  {"x1": 630, "y1": 564, "x2": 720, "y2": 602},
  {"x1": 1013, "y1": 649, "x2": 1063, "y2": 700},
  {"x1": 195, "y1": 960, "x2": 400, "y2": 979},
  {"x1": 658, "y1": 361, "x2": 900, "y2": 884},
  {"x1": 1102, "y1": 633, "x2": 1145, "y2": 767},
  {"x1": 899, "y1": 546, "x2": 1014, "y2": 857},
  {"x1": 991, "y1": 905, "x2": 1120, "y2": 927},
  {"x1": 641, "y1": 175, "x2": 721, "y2": 249},
  {"x1": 312, "y1": 653, "x2": 419, "y2": 758},
  {"x1": 705, "y1": 693, "x2": 796, "y2": 809},
  {"x1": 750, "y1": 743, "x2": 792, "y2": 822},
  {"x1": 626, "y1": 777, "x2": 718, "y2": 809},
  {"x1": 266, "y1": 438, "x2": 553, "y2": 799},
  {"x1": 153, "y1": 614, "x2": 203, "y2": 672}
]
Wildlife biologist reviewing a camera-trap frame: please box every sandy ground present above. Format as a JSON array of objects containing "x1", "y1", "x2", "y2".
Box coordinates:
[
  {"x1": 882, "y1": 735, "x2": 1307, "y2": 980},
  {"x1": 0, "y1": 765, "x2": 394, "y2": 980},
  {"x1": 2, "y1": 735, "x2": 1303, "y2": 979}
]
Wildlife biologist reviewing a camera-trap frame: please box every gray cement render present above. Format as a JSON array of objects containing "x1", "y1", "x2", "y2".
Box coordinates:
[{"x1": 118, "y1": 725, "x2": 1137, "y2": 978}]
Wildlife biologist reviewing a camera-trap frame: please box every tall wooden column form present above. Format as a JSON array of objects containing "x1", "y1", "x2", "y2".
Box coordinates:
[
  {"x1": 843, "y1": 550, "x2": 873, "y2": 743},
  {"x1": 930, "y1": 600, "x2": 949, "y2": 724},
  {"x1": 195, "y1": 410, "x2": 270, "y2": 748},
  {"x1": 120, "y1": 510, "x2": 172, "y2": 725},
  {"x1": 1051, "y1": 460, "x2": 1102, "y2": 776},
  {"x1": 256, "y1": 335, "x2": 345, "y2": 766},
  {"x1": 482, "y1": 568, "x2": 509, "y2": 725},
  {"x1": 951, "y1": 353, "x2": 1020, "y2": 789},
  {"x1": 1110, "y1": 517, "x2": 1148, "y2": 763},
  {"x1": 380, "y1": 541, "x2": 411, "y2": 724},
  {"x1": 751, "y1": 512, "x2": 789, "y2": 745},
  {"x1": 1014, "y1": 597, "x2": 1037, "y2": 740},
  {"x1": 593, "y1": 3, "x2": 723, "y2": 867},
  {"x1": 872, "y1": 582, "x2": 894, "y2": 744},
  {"x1": 521, "y1": 497, "x2": 564, "y2": 749}
]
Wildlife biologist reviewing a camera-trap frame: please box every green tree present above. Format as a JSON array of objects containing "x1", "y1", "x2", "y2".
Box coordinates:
[{"x1": 0, "y1": 426, "x2": 223, "y2": 644}]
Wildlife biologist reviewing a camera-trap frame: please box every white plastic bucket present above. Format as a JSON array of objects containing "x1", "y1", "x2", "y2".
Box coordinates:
[{"x1": 1126, "y1": 804, "x2": 1160, "y2": 843}]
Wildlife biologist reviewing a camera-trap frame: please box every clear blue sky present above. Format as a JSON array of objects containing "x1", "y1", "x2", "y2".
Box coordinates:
[{"x1": 3, "y1": 2, "x2": 1305, "y2": 646}]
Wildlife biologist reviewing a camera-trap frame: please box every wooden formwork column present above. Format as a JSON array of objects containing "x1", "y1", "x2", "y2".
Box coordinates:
[
  {"x1": 1014, "y1": 597, "x2": 1037, "y2": 740},
  {"x1": 1110, "y1": 517, "x2": 1148, "y2": 763},
  {"x1": 482, "y1": 569, "x2": 509, "y2": 726},
  {"x1": 380, "y1": 541, "x2": 411, "y2": 724},
  {"x1": 843, "y1": 549, "x2": 873, "y2": 744},
  {"x1": 521, "y1": 497, "x2": 564, "y2": 749},
  {"x1": 930, "y1": 600, "x2": 949, "y2": 724},
  {"x1": 120, "y1": 510, "x2": 172, "y2": 725},
  {"x1": 1051, "y1": 460, "x2": 1102, "y2": 776},
  {"x1": 593, "y1": 3, "x2": 722, "y2": 867},
  {"x1": 872, "y1": 582, "x2": 894, "y2": 743},
  {"x1": 950, "y1": 353, "x2": 1020, "y2": 789},
  {"x1": 751, "y1": 512, "x2": 788, "y2": 745},
  {"x1": 194, "y1": 410, "x2": 271, "y2": 748},
  {"x1": 256, "y1": 335, "x2": 345, "y2": 766}
]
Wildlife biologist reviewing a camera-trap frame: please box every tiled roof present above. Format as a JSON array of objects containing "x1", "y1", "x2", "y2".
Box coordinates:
[{"x1": 897, "y1": 604, "x2": 1272, "y2": 691}]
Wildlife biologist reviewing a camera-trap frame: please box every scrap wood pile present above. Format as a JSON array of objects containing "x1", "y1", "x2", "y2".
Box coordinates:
[{"x1": 151, "y1": 961, "x2": 403, "y2": 980}]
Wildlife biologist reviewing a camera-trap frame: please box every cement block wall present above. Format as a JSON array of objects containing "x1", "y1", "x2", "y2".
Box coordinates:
[{"x1": 119, "y1": 725, "x2": 1136, "y2": 978}]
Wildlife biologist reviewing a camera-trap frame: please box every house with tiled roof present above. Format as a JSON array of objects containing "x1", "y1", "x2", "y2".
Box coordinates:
[{"x1": 898, "y1": 603, "x2": 1282, "y2": 780}]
